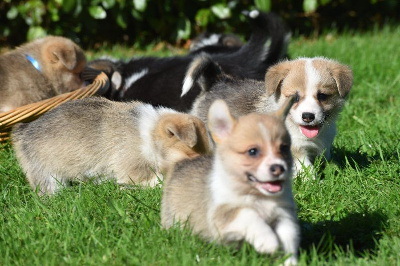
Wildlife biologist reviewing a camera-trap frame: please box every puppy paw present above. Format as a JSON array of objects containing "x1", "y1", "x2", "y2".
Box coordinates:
[
  {"x1": 284, "y1": 256, "x2": 298, "y2": 266},
  {"x1": 252, "y1": 233, "x2": 279, "y2": 254}
]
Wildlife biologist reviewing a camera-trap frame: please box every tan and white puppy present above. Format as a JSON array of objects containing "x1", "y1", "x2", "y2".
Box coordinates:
[
  {"x1": 183, "y1": 55, "x2": 353, "y2": 175},
  {"x1": 0, "y1": 36, "x2": 87, "y2": 112},
  {"x1": 162, "y1": 97, "x2": 300, "y2": 265},
  {"x1": 263, "y1": 57, "x2": 353, "y2": 171},
  {"x1": 12, "y1": 97, "x2": 212, "y2": 195}
]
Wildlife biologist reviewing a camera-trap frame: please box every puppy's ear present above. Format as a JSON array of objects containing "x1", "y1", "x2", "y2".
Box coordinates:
[
  {"x1": 166, "y1": 116, "x2": 213, "y2": 154},
  {"x1": 265, "y1": 61, "x2": 290, "y2": 96},
  {"x1": 208, "y1": 100, "x2": 236, "y2": 143},
  {"x1": 181, "y1": 53, "x2": 223, "y2": 97},
  {"x1": 191, "y1": 118, "x2": 213, "y2": 155},
  {"x1": 329, "y1": 63, "x2": 353, "y2": 98},
  {"x1": 165, "y1": 119, "x2": 198, "y2": 148},
  {"x1": 51, "y1": 47, "x2": 75, "y2": 70},
  {"x1": 88, "y1": 59, "x2": 118, "y2": 77},
  {"x1": 274, "y1": 94, "x2": 296, "y2": 121}
]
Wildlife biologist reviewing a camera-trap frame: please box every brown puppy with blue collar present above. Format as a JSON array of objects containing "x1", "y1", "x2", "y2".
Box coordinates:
[{"x1": 0, "y1": 36, "x2": 86, "y2": 112}]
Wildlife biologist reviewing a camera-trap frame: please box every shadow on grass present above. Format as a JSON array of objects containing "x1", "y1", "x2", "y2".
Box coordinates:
[
  {"x1": 300, "y1": 210, "x2": 387, "y2": 258},
  {"x1": 331, "y1": 147, "x2": 372, "y2": 170}
]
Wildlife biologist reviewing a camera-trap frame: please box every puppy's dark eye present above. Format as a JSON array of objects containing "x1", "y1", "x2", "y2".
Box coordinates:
[
  {"x1": 317, "y1": 92, "x2": 329, "y2": 102},
  {"x1": 280, "y1": 144, "x2": 290, "y2": 154},
  {"x1": 248, "y1": 148, "x2": 259, "y2": 157}
]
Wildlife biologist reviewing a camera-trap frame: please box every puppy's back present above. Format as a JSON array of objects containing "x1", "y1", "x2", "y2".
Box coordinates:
[
  {"x1": 12, "y1": 97, "x2": 139, "y2": 190},
  {"x1": 0, "y1": 51, "x2": 53, "y2": 112},
  {"x1": 162, "y1": 155, "x2": 213, "y2": 238}
]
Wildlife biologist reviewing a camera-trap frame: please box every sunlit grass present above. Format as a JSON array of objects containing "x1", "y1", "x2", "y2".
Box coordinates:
[{"x1": 1, "y1": 26, "x2": 400, "y2": 265}]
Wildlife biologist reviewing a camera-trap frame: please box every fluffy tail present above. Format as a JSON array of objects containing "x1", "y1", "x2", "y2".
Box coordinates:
[
  {"x1": 232, "y1": 10, "x2": 290, "y2": 78},
  {"x1": 181, "y1": 11, "x2": 289, "y2": 97},
  {"x1": 181, "y1": 53, "x2": 223, "y2": 97}
]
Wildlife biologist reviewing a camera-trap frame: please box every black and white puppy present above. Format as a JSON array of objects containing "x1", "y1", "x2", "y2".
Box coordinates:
[{"x1": 87, "y1": 10, "x2": 289, "y2": 112}]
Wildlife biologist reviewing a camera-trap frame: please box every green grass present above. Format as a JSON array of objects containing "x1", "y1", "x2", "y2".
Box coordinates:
[{"x1": 1, "y1": 26, "x2": 400, "y2": 265}]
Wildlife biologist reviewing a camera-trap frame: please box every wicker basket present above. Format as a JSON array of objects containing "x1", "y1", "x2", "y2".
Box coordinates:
[{"x1": 0, "y1": 69, "x2": 110, "y2": 143}]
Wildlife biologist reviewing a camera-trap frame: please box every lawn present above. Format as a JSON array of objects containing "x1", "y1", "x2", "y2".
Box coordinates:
[{"x1": 1, "y1": 27, "x2": 400, "y2": 265}]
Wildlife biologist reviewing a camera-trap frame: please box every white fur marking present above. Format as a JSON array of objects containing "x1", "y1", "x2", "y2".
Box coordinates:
[
  {"x1": 98, "y1": 55, "x2": 120, "y2": 62},
  {"x1": 291, "y1": 59, "x2": 324, "y2": 126},
  {"x1": 138, "y1": 104, "x2": 177, "y2": 168},
  {"x1": 210, "y1": 158, "x2": 238, "y2": 205},
  {"x1": 125, "y1": 68, "x2": 148, "y2": 89},
  {"x1": 199, "y1": 34, "x2": 220, "y2": 47},
  {"x1": 138, "y1": 104, "x2": 161, "y2": 166},
  {"x1": 249, "y1": 10, "x2": 260, "y2": 18},
  {"x1": 275, "y1": 218, "x2": 300, "y2": 264},
  {"x1": 0, "y1": 106, "x2": 13, "y2": 113},
  {"x1": 190, "y1": 34, "x2": 221, "y2": 51},
  {"x1": 181, "y1": 76, "x2": 193, "y2": 97},
  {"x1": 261, "y1": 39, "x2": 272, "y2": 62},
  {"x1": 305, "y1": 59, "x2": 320, "y2": 94}
]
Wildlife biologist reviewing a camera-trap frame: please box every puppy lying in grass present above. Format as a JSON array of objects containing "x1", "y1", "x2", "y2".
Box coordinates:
[
  {"x1": 183, "y1": 55, "x2": 353, "y2": 176},
  {"x1": 87, "y1": 10, "x2": 289, "y2": 112},
  {"x1": 162, "y1": 97, "x2": 300, "y2": 265},
  {"x1": 12, "y1": 97, "x2": 212, "y2": 195},
  {"x1": 0, "y1": 36, "x2": 87, "y2": 112}
]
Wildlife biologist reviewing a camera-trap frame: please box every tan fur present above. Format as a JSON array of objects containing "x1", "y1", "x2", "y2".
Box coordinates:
[
  {"x1": 0, "y1": 36, "x2": 86, "y2": 112},
  {"x1": 264, "y1": 57, "x2": 353, "y2": 174},
  {"x1": 12, "y1": 97, "x2": 212, "y2": 195},
  {"x1": 162, "y1": 98, "x2": 300, "y2": 265},
  {"x1": 266, "y1": 59, "x2": 352, "y2": 99},
  {"x1": 312, "y1": 59, "x2": 353, "y2": 97}
]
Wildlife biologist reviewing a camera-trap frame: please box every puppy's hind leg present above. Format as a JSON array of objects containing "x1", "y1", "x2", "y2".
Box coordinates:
[{"x1": 26, "y1": 171, "x2": 67, "y2": 196}]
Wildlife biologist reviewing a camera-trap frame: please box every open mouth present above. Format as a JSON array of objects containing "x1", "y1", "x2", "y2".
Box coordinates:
[
  {"x1": 246, "y1": 173, "x2": 284, "y2": 194},
  {"x1": 299, "y1": 125, "x2": 321, "y2": 138}
]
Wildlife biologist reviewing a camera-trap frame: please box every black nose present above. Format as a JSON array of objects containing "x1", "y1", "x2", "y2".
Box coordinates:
[
  {"x1": 270, "y1": 164, "x2": 285, "y2": 177},
  {"x1": 302, "y1": 112, "x2": 315, "y2": 122}
]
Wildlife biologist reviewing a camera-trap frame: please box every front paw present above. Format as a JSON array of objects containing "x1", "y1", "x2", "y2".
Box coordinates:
[
  {"x1": 294, "y1": 159, "x2": 316, "y2": 180},
  {"x1": 252, "y1": 233, "x2": 279, "y2": 254},
  {"x1": 284, "y1": 255, "x2": 298, "y2": 266}
]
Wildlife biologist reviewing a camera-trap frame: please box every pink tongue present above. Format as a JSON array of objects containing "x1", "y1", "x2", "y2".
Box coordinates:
[
  {"x1": 262, "y1": 181, "x2": 282, "y2": 193},
  {"x1": 300, "y1": 126, "x2": 320, "y2": 138}
]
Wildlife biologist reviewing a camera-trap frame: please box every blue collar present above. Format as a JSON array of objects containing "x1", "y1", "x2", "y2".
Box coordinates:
[{"x1": 25, "y1": 54, "x2": 41, "y2": 72}]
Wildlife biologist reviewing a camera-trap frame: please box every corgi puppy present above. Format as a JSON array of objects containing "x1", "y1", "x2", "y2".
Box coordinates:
[
  {"x1": 0, "y1": 36, "x2": 87, "y2": 112},
  {"x1": 87, "y1": 10, "x2": 289, "y2": 112},
  {"x1": 12, "y1": 97, "x2": 212, "y2": 195},
  {"x1": 182, "y1": 55, "x2": 353, "y2": 176},
  {"x1": 162, "y1": 97, "x2": 300, "y2": 265}
]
